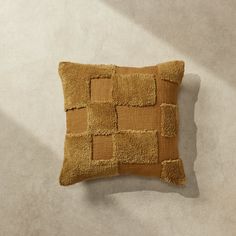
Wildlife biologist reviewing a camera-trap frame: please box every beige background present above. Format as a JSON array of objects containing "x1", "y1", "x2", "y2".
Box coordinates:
[{"x1": 0, "y1": 1, "x2": 236, "y2": 235}]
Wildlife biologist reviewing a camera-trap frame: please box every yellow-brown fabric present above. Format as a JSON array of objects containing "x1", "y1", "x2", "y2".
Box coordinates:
[{"x1": 58, "y1": 60, "x2": 186, "y2": 186}]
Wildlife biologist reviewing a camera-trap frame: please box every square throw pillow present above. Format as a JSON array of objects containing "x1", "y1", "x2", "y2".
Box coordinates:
[{"x1": 58, "y1": 60, "x2": 186, "y2": 186}]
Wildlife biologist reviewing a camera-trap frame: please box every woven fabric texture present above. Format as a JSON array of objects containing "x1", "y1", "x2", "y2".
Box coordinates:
[{"x1": 58, "y1": 60, "x2": 186, "y2": 186}]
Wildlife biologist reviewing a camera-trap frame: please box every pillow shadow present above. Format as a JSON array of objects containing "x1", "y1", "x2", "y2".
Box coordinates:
[{"x1": 84, "y1": 73, "x2": 201, "y2": 201}]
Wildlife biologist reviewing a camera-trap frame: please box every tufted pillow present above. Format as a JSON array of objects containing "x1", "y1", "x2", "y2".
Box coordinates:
[{"x1": 58, "y1": 60, "x2": 186, "y2": 186}]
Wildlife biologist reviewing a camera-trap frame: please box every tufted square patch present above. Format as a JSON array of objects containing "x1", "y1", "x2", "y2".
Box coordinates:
[
  {"x1": 161, "y1": 159, "x2": 185, "y2": 185},
  {"x1": 112, "y1": 73, "x2": 156, "y2": 106},
  {"x1": 160, "y1": 103, "x2": 178, "y2": 137},
  {"x1": 88, "y1": 103, "x2": 117, "y2": 135},
  {"x1": 58, "y1": 60, "x2": 186, "y2": 186},
  {"x1": 113, "y1": 131, "x2": 158, "y2": 164}
]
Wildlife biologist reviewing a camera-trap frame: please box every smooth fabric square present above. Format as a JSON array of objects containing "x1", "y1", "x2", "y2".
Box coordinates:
[{"x1": 58, "y1": 60, "x2": 186, "y2": 186}]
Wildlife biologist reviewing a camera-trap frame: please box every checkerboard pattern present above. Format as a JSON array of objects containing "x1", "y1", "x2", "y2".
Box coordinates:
[{"x1": 58, "y1": 61, "x2": 186, "y2": 186}]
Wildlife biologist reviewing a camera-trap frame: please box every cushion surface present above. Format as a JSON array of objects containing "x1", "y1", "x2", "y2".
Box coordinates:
[{"x1": 58, "y1": 60, "x2": 186, "y2": 186}]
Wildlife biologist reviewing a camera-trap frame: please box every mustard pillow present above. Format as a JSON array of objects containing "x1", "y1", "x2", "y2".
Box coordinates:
[{"x1": 58, "y1": 60, "x2": 186, "y2": 186}]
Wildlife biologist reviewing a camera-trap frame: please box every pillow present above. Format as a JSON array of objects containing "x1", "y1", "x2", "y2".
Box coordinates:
[{"x1": 58, "y1": 60, "x2": 186, "y2": 186}]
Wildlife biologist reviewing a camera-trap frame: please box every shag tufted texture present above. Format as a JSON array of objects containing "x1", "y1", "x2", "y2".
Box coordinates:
[
  {"x1": 88, "y1": 103, "x2": 117, "y2": 135},
  {"x1": 113, "y1": 130, "x2": 159, "y2": 164},
  {"x1": 112, "y1": 73, "x2": 156, "y2": 106},
  {"x1": 58, "y1": 60, "x2": 186, "y2": 186}
]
